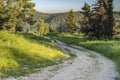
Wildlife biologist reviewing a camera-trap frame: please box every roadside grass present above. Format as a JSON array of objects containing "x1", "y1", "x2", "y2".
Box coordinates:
[
  {"x1": 48, "y1": 33, "x2": 120, "y2": 75},
  {"x1": 0, "y1": 31, "x2": 68, "y2": 78},
  {"x1": 64, "y1": 48, "x2": 77, "y2": 59}
]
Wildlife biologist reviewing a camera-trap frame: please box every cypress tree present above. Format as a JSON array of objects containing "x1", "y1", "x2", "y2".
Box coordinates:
[{"x1": 66, "y1": 10, "x2": 77, "y2": 33}]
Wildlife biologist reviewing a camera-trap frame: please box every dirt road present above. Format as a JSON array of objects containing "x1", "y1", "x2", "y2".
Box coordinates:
[{"x1": 7, "y1": 40, "x2": 119, "y2": 80}]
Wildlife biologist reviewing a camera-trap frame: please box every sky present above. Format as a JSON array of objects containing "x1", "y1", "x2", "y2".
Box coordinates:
[{"x1": 32, "y1": 0, "x2": 120, "y2": 13}]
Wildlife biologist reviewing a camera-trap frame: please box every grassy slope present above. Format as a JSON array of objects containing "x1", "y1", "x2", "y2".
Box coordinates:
[
  {"x1": 0, "y1": 32, "x2": 67, "y2": 78},
  {"x1": 48, "y1": 33, "x2": 120, "y2": 74}
]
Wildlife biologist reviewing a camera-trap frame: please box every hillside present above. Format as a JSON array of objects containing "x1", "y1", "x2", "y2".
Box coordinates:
[
  {"x1": 0, "y1": 31, "x2": 67, "y2": 78},
  {"x1": 33, "y1": 11, "x2": 83, "y2": 32},
  {"x1": 32, "y1": 11, "x2": 120, "y2": 32}
]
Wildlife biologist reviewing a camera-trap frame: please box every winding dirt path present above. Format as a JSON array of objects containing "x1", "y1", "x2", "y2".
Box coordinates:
[{"x1": 7, "y1": 40, "x2": 119, "y2": 80}]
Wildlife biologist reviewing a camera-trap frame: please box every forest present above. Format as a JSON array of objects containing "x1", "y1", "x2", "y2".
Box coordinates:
[{"x1": 0, "y1": 0, "x2": 120, "y2": 80}]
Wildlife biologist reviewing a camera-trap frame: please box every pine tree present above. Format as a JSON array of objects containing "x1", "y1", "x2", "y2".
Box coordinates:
[
  {"x1": 91, "y1": 0, "x2": 107, "y2": 39},
  {"x1": 105, "y1": 0, "x2": 114, "y2": 39},
  {"x1": 92, "y1": 0, "x2": 114, "y2": 39},
  {"x1": 0, "y1": 0, "x2": 35, "y2": 32},
  {"x1": 80, "y1": 3, "x2": 91, "y2": 36},
  {"x1": 66, "y1": 10, "x2": 77, "y2": 33},
  {"x1": 16, "y1": 0, "x2": 35, "y2": 32},
  {"x1": 2, "y1": 0, "x2": 18, "y2": 31},
  {"x1": 81, "y1": 0, "x2": 114, "y2": 39}
]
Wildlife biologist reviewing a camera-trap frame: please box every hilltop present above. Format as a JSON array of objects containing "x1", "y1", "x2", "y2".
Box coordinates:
[{"x1": 32, "y1": 11, "x2": 120, "y2": 32}]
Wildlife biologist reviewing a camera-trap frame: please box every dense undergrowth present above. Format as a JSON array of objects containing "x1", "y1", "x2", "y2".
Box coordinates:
[
  {"x1": 0, "y1": 31, "x2": 67, "y2": 78},
  {"x1": 48, "y1": 33, "x2": 120, "y2": 75}
]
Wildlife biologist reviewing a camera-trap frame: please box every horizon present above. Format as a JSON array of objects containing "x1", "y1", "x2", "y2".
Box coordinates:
[{"x1": 32, "y1": 0, "x2": 120, "y2": 13}]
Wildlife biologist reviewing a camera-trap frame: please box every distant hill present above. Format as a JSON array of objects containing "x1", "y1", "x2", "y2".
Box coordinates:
[
  {"x1": 32, "y1": 12, "x2": 50, "y2": 21},
  {"x1": 32, "y1": 11, "x2": 120, "y2": 32},
  {"x1": 33, "y1": 11, "x2": 83, "y2": 32}
]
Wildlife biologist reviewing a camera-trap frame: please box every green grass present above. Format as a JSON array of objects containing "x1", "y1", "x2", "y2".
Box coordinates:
[
  {"x1": 64, "y1": 48, "x2": 77, "y2": 59},
  {"x1": 0, "y1": 31, "x2": 68, "y2": 78},
  {"x1": 48, "y1": 33, "x2": 120, "y2": 75}
]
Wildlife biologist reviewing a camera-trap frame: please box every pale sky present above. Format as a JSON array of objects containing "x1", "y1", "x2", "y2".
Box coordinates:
[{"x1": 32, "y1": 0, "x2": 120, "y2": 13}]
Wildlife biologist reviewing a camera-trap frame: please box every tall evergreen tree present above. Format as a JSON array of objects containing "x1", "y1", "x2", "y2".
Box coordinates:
[
  {"x1": 81, "y1": 0, "x2": 114, "y2": 39},
  {"x1": 105, "y1": 0, "x2": 114, "y2": 39},
  {"x1": 92, "y1": 0, "x2": 114, "y2": 39},
  {"x1": 80, "y1": 3, "x2": 91, "y2": 36},
  {"x1": 66, "y1": 10, "x2": 77, "y2": 33},
  {"x1": 0, "y1": 0, "x2": 35, "y2": 32},
  {"x1": 92, "y1": 0, "x2": 107, "y2": 39},
  {"x1": 2, "y1": 0, "x2": 18, "y2": 31}
]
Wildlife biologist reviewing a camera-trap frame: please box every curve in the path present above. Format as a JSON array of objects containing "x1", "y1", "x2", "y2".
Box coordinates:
[{"x1": 7, "y1": 40, "x2": 119, "y2": 80}]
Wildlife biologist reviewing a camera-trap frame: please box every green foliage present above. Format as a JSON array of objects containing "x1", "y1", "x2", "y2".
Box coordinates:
[
  {"x1": 37, "y1": 19, "x2": 49, "y2": 36},
  {"x1": 114, "y1": 22, "x2": 120, "y2": 36},
  {"x1": 80, "y1": 3, "x2": 91, "y2": 36},
  {"x1": 81, "y1": 0, "x2": 114, "y2": 40},
  {"x1": 66, "y1": 10, "x2": 77, "y2": 33},
  {"x1": 81, "y1": 3, "x2": 90, "y2": 15},
  {"x1": 0, "y1": 0, "x2": 35, "y2": 32},
  {"x1": 30, "y1": 11, "x2": 120, "y2": 34},
  {"x1": 31, "y1": 10, "x2": 120, "y2": 33},
  {"x1": 0, "y1": 31, "x2": 67, "y2": 78},
  {"x1": 49, "y1": 33, "x2": 120, "y2": 74},
  {"x1": 106, "y1": 0, "x2": 114, "y2": 38}
]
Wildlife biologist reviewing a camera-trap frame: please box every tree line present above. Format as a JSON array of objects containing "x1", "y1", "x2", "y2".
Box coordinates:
[
  {"x1": 0, "y1": 0, "x2": 120, "y2": 39},
  {"x1": 0, "y1": 0, "x2": 49, "y2": 36},
  {"x1": 66, "y1": 0, "x2": 120, "y2": 39},
  {"x1": 0, "y1": 0, "x2": 35, "y2": 31}
]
